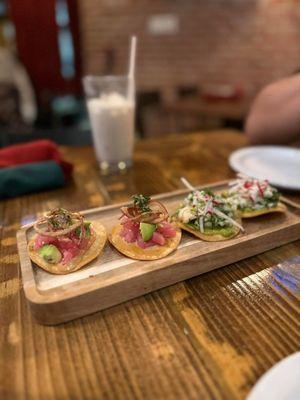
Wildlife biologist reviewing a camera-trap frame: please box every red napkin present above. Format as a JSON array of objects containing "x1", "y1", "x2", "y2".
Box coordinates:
[{"x1": 0, "y1": 139, "x2": 73, "y2": 179}]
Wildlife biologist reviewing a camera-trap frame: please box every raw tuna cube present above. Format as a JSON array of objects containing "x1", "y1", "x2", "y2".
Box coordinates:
[
  {"x1": 157, "y1": 222, "x2": 177, "y2": 238},
  {"x1": 34, "y1": 234, "x2": 57, "y2": 250},
  {"x1": 137, "y1": 234, "x2": 155, "y2": 249},
  {"x1": 151, "y1": 231, "x2": 166, "y2": 246}
]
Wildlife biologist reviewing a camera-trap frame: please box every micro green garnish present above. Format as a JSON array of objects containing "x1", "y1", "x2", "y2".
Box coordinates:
[
  {"x1": 48, "y1": 208, "x2": 73, "y2": 230},
  {"x1": 201, "y1": 188, "x2": 214, "y2": 196},
  {"x1": 75, "y1": 221, "x2": 91, "y2": 238},
  {"x1": 133, "y1": 194, "x2": 151, "y2": 213}
]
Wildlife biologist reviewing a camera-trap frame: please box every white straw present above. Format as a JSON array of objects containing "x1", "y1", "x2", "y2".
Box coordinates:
[
  {"x1": 180, "y1": 177, "x2": 196, "y2": 191},
  {"x1": 128, "y1": 36, "x2": 137, "y2": 79},
  {"x1": 128, "y1": 36, "x2": 137, "y2": 101}
]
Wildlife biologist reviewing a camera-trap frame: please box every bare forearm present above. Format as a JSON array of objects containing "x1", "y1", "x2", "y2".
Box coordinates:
[{"x1": 245, "y1": 75, "x2": 300, "y2": 144}]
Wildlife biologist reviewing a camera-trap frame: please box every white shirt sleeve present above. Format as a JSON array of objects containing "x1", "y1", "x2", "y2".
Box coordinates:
[{"x1": 12, "y1": 57, "x2": 37, "y2": 124}]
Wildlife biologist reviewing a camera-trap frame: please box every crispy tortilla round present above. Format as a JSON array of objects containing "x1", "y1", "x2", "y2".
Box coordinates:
[
  {"x1": 240, "y1": 202, "x2": 287, "y2": 218},
  {"x1": 176, "y1": 221, "x2": 241, "y2": 242},
  {"x1": 220, "y1": 191, "x2": 287, "y2": 218},
  {"x1": 28, "y1": 221, "x2": 107, "y2": 274},
  {"x1": 108, "y1": 224, "x2": 181, "y2": 260}
]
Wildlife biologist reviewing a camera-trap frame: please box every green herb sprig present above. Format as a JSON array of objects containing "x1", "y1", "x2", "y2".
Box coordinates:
[
  {"x1": 48, "y1": 208, "x2": 73, "y2": 230},
  {"x1": 133, "y1": 194, "x2": 151, "y2": 213}
]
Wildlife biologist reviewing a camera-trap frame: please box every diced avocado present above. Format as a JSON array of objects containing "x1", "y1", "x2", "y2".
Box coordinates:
[
  {"x1": 140, "y1": 222, "x2": 156, "y2": 241},
  {"x1": 38, "y1": 244, "x2": 62, "y2": 264},
  {"x1": 75, "y1": 221, "x2": 91, "y2": 238},
  {"x1": 187, "y1": 223, "x2": 235, "y2": 237},
  {"x1": 203, "y1": 227, "x2": 235, "y2": 237},
  {"x1": 83, "y1": 221, "x2": 91, "y2": 237}
]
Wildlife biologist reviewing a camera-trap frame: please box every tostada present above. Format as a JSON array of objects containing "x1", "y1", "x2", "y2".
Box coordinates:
[
  {"x1": 109, "y1": 194, "x2": 181, "y2": 260},
  {"x1": 173, "y1": 189, "x2": 244, "y2": 241},
  {"x1": 28, "y1": 208, "x2": 106, "y2": 274},
  {"x1": 224, "y1": 174, "x2": 286, "y2": 218}
]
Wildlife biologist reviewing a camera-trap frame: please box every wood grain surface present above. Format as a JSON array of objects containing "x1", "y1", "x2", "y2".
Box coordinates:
[
  {"x1": 1, "y1": 130, "x2": 299, "y2": 400},
  {"x1": 18, "y1": 182, "x2": 300, "y2": 325}
]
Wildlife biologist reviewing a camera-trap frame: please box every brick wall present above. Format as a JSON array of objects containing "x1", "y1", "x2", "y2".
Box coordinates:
[{"x1": 78, "y1": 0, "x2": 300, "y2": 102}]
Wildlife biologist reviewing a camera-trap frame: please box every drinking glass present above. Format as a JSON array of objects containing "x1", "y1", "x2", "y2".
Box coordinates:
[{"x1": 83, "y1": 75, "x2": 135, "y2": 174}]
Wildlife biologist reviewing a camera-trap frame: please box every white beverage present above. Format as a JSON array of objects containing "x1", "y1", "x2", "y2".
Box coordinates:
[{"x1": 87, "y1": 92, "x2": 135, "y2": 167}]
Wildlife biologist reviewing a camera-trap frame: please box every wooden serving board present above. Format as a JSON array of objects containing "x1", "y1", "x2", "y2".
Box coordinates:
[{"x1": 17, "y1": 181, "x2": 300, "y2": 325}]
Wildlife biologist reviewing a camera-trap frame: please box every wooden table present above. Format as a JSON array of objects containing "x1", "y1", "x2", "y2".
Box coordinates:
[
  {"x1": 1, "y1": 130, "x2": 299, "y2": 400},
  {"x1": 164, "y1": 98, "x2": 251, "y2": 121}
]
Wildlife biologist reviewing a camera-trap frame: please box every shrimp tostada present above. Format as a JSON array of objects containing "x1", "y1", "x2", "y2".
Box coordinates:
[
  {"x1": 109, "y1": 194, "x2": 181, "y2": 260},
  {"x1": 172, "y1": 189, "x2": 244, "y2": 241},
  {"x1": 28, "y1": 208, "x2": 106, "y2": 274},
  {"x1": 224, "y1": 174, "x2": 286, "y2": 218}
]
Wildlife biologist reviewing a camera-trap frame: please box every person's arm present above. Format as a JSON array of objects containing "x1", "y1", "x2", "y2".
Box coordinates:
[{"x1": 245, "y1": 75, "x2": 300, "y2": 144}]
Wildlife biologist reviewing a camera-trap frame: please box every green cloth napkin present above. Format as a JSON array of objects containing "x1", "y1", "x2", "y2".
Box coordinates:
[{"x1": 0, "y1": 161, "x2": 66, "y2": 199}]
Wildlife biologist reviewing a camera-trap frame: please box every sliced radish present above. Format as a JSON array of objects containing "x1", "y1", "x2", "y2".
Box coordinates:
[{"x1": 213, "y1": 208, "x2": 244, "y2": 232}]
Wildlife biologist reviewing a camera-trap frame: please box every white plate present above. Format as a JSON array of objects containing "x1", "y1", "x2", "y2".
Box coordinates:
[
  {"x1": 229, "y1": 146, "x2": 300, "y2": 190},
  {"x1": 247, "y1": 352, "x2": 300, "y2": 400}
]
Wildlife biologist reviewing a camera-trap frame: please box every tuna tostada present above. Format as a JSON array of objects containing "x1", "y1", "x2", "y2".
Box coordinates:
[
  {"x1": 109, "y1": 194, "x2": 181, "y2": 260},
  {"x1": 28, "y1": 208, "x2": 106, "y2": 274}
]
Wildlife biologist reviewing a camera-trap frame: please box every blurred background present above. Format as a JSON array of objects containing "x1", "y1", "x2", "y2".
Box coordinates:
[{"x1": 0, "y1": 0, "x2": 299, "y2": 147}]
